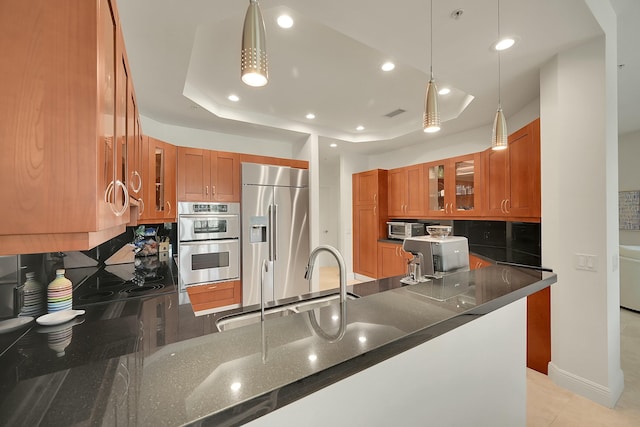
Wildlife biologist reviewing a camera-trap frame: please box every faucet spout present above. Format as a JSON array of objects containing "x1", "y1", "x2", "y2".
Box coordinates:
[{"x1": 305, "y1": 245, "x2": 347, "y2": 306}]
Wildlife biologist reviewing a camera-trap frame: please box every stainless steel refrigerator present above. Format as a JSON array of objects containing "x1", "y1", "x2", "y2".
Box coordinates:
[{"x1": 242, "y1": 163, "x2": 310, "y2": 306}]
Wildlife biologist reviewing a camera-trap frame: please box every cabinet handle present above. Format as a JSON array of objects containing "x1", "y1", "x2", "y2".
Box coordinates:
[
  {"x1": 500, "y1": 199, "x2": 506, "y2": 214},
  {"x1": 130, "y1": 170, "x2": 142, "y2": 193},
  {"x1": 212, "y1": 185, "x2": 216, "y2": 196},
  {"x1": 105, "y1": 180, "x2": 130, "y2": 217},
  {"x1": 138, "y1": 197, "x2": 144, "y2": 217},
  {"x1": 205, "y1": 185, "x2": 208, "y2": 196},
  {"x1": 505, "y1": 199, "x2": 511, "y2": 213},
  {"x1": 207, "y1": 285, "x2": 218, "y2": 290},
  {"x1": 374, "y1": 206, "x2": 376, "y2": 216},
  {"x1": 374, "y1": 193, "x2": 377, "y2": 203},
  {"x1": 166, "y1": 201, "x2": 172, "y2": 215}
]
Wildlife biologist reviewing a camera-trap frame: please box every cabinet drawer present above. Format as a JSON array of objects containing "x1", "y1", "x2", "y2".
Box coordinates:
[{"x1": 186, "y1": 280, "x2": 241, "y2": 311}]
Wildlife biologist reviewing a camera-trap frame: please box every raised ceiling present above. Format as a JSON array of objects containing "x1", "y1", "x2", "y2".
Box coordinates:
[{"x1": 118, "y1": 0, "x2": 639, "y2": 155}]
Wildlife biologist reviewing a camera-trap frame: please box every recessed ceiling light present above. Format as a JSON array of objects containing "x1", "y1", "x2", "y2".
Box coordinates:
[
  {"x1": 494, "y1": 37, "x2": 516, "y2": 51},
  {"x1": 228, "y1": 94, "x2": 240, "y2": 102},
  {"x1": 330, "y1": 143, "x2": 337, "y2": 148},
  {"x1": 356, "y1": 125, "x2": 365, "y2": 131},
  {"x1": 277, "y1": 14, "x2": 293, "y2": 29},
  {"x1": 438, "y1": 88, "x2": 451, "y2": 95},
  {"x1": 306, "y1": 113, "x2": 315, "y2": 119},
  {"x1": 381, "y1": 62, "x2": 395, "y2": 72}
]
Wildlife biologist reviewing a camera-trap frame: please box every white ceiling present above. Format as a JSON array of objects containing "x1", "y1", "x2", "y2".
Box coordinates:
[{"x1": 118, "y1": 0, "x2": 640, "y2": 157}]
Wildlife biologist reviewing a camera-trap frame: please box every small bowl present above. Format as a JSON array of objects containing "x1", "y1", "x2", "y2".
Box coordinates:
[{"x1": 426, "y1": 225, "x2": 452, "y2": 238}]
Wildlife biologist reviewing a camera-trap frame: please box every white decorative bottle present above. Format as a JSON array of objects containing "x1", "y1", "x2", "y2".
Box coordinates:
[{"x1": 47, "y1": 269, "x2": 73, "y2": 313}]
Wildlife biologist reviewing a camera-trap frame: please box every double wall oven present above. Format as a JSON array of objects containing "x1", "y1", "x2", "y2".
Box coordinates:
[{"x1": 177, "y1": 202, "x2": 240, "y2": 292}]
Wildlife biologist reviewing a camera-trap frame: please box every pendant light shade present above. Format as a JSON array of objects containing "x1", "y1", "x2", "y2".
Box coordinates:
[
  {"x1": 491, "y1": 0, "x2": 507, "y2": 150},
  {"x1": 241, "y1": 0, "x2": 268, "y2": 87},
  {"x1": 424, "y1": 78, "x2": 441, "y2": 133},
  {"x1": 491, "y1": 107, "x2": 508, "y2": 150},
  {"x1": 423, "y1": 0, "x2": 440, "y2": 133}
]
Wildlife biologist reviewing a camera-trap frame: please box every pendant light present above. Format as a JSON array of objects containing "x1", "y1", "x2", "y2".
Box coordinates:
[
  {"x1": 423, "y1": 0, "x2": 441, "y2": 133},
  {"x1": 491, "y1": 0, "x2": 508, "y2": 150},
  {"x1": 241, "y1": 0, "x2": 268, "y2": 87}
]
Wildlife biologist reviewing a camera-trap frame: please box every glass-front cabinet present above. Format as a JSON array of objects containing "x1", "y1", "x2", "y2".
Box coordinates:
[{"x1": 424, "y1": 153, "x2": 482, "y2": 218}]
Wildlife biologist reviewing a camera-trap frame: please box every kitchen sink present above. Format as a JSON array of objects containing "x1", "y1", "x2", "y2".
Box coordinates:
[
  {"x1": 216, "y1": 306, "x2": 298, "y2": 332},
  {"x1": 292, "y1": 292, "x2": 359, "y2": 312},
  {"x1": 215, "y1": 292, "x2": 359, "y2": 332}
]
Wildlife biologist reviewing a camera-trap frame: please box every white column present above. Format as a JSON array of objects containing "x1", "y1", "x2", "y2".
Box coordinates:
[{"x1": 540, "y1": 0, "x2": 623, "y2": 406}]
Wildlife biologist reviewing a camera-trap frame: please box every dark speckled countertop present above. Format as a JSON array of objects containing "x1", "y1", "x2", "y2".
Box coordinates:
[{"x1": 0, "y1": 260, "x2": 556, "y2": 426}]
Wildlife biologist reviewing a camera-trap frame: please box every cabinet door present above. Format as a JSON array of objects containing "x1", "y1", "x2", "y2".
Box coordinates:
[
  {"x1": 211, "y1": 151, "x2": 240, "y2": 202},
  {"x1": 177, "y1": 147, "x2": 210, "y2": 202},
  {"x1": 353, "y1": 205, "x2": 379, "y2": 278},
  {"x1": 354, "y1": 170, "x2": 382, "y2": 205},
  {"x1": 507, "y1": 118, "x2": 540, "y2": 218},
  {"x1": 378, "y1": 242, "x2": 409, "y2": 278},
  {"x1": 448, "y1": 153, "x2": 482, "y2": 217},
  {"x1": 163, "y1": 142, "x2": 177, "y2": 222},
  {"x1": 388, "y1": 168, "x2": 406, "y2": 216},
  {"x1": 484, "y1": 147, "x2": 509, "y2": 217},
  {"x1": 405, "y1": 164, "x2": 424, "y2": 216},
  {"x1": 186, "y1": 281, "x2": 241, "y2": 312},
  {"x1": 424, "y1": 161, "x2": 447, "y2": 217},
  {"x1": 147, "y1": 137, "x2": 176, "y2": 221}
]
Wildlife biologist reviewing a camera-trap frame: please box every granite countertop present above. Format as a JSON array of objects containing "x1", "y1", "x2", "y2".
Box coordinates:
[{"x1": 0, "y1": 261, "x2": 556, "y2": 426}]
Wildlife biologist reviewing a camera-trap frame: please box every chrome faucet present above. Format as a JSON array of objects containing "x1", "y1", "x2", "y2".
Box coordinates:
[{"x1": 305, "y1": 245, "x2": 347, "y2": 306}]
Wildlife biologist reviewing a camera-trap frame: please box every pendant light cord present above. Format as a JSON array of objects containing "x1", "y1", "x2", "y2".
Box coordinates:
[
  {"x1": 497, "y1": 0, "x2": 501, "y2": 108},
  {"x1": 430, "y1": 0, "x2": 434, "y2": 79}
]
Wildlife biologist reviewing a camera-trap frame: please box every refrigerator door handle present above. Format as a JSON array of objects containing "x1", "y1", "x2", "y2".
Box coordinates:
[
  {"x1": 272, "y1": 203, "x2": 278, "y2": 261},
  {"x1": 268, "y1": 205, "x2": 273, "y2": 261}
]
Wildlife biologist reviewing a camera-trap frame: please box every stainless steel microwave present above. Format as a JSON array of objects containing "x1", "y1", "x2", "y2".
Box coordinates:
[{"x1": 387, "y1": 222, "x2": 425, "y2": 240}]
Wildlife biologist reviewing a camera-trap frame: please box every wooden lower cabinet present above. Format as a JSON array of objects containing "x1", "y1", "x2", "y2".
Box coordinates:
[
  {"x1": 186, "y1": 280, "x2": 241, "y2": 312},
  {"x1": 527, "y1": 287, "x2": 551, "y2": 374},
  {"x1": 469, "y1": 254, "x2": 492, "y2": 270},
  {"x1": 378, "y1": 242, "x2": 411, "y2": 278}
]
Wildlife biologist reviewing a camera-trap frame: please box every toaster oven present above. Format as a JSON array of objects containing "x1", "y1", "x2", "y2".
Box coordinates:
[{"x1": 387, "y1": 222, "x2": 425, "y2": 240}]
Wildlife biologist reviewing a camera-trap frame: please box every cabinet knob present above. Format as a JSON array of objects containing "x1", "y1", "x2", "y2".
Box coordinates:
[{"x1": 205, "y1": 185, "x2": 209, "y2": 196}]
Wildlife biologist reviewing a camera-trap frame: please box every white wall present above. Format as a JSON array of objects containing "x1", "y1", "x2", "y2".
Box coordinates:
[
  {"x1": 541, "y1": 22, "x2": 623, "y2": 409},
  {"x1": 619, "y1": 130, "x2": 640, "y2": 245},
  {"x1": 248, "y1": 298, "x2": 527, "y2": 427},
  {"x1": 367, "y1": 98, "x2": 540, "y2": 170},
  {"x1": 141, "y1": 115, "x2": 297, "y2": 158}
]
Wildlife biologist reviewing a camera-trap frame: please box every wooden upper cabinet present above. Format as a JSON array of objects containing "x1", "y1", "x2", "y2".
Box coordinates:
[
  {"x1": 144, "y1": 137, "x2": 176, "y2": 223},
  {"x1": 484, "y1": 118, "x2": 540, "y2": 220},
  {"x1": 239, "y1": 154, "x2": 309, "y2": 169},
  {"x1": 211, "y1": 151, "x2": 241, "y2": 202},
  {"x1": 354, "y1": 169, "x2": 385, "y2": 206},
  {"x1": 424, "y1": 153, "x2": 482, "y2": 218},
  {"x1": 177, "y1": 148, "x2": 241, "y2": 202},
  {"x1": 0, "y1": 0, "x2": 135, "y2": 255},
  {"x1": 177, "y1": 147, "x2": 210, "y2": 202},
  {"x1": 388, "y1": 165, "x2": 424, "y2": 217}
]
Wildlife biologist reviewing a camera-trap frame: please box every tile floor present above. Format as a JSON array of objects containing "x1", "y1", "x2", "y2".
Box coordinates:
[
  {"x1": 320, "y1": 268, "x2": 640, "y2": 426},
  {"x1": 528, "y1": 308, "x2": 640, "y2": 426}
]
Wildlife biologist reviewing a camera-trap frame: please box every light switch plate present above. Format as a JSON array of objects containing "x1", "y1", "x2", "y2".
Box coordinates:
[{"x1": 575, "y1": 253, "x2": 598, "y2": 272}]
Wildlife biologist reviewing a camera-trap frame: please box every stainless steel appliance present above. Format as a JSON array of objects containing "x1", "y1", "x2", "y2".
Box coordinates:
[
  {"x1": 387, "y1": 222, "x2": 425, "y2": 240},
  {"x1": 177, "y1": 202, "x2": 240, "y2": 291},
  {"x1": 402, "y1": 235, "x2": 469, "y2": 278},
  {"x1": 242, "y1": 163, "x2": 310, "y2": 306}
]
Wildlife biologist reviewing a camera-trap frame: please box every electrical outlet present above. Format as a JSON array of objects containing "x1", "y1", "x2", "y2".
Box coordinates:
[{"x1": 575, "y1": 253, "x2": 598, "y2": 272}]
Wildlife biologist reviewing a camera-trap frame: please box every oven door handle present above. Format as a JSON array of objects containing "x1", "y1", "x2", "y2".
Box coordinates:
[
  {"x1": 178, "y1": 214, "x2": 239, "y2": 220},
  {"x1": 179, "y1": 238, "x2": 239, "y2": 246}
]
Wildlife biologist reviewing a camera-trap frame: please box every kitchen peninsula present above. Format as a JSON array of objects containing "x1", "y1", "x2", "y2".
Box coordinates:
[{"x1": 0, "y1": 260, "x2": 556, "y2": 426}]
